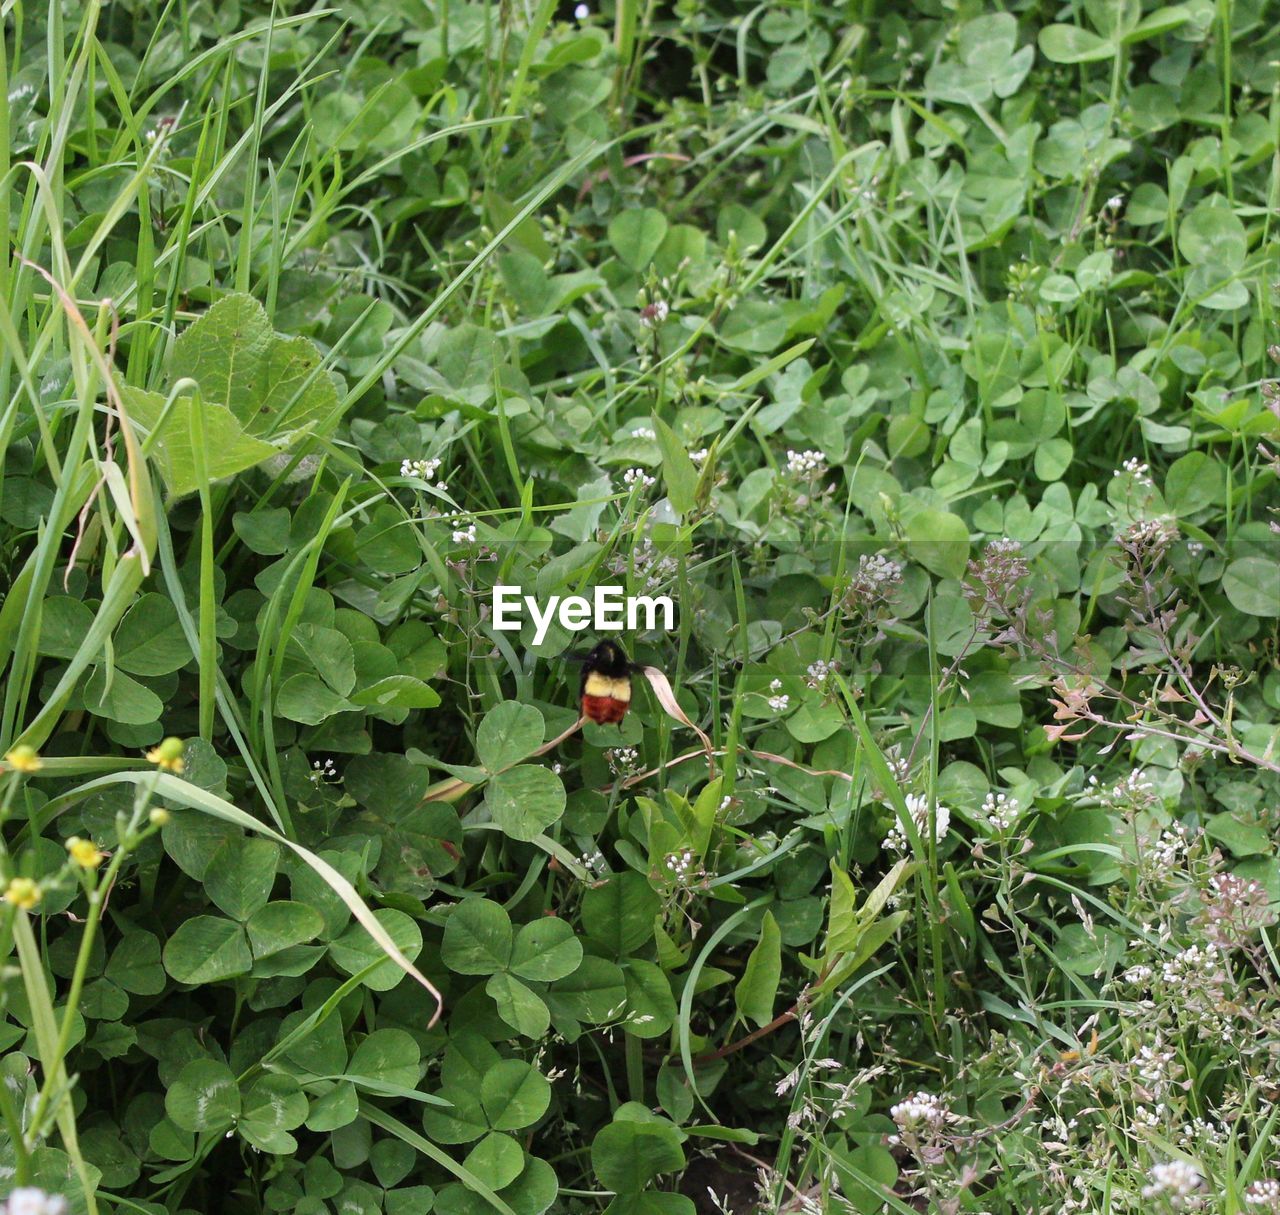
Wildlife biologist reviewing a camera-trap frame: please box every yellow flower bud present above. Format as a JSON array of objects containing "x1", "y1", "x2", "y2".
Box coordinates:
[
  {"x1": 4, "y1": 745, "x2": 43, "y2": 774},
  {"x1": 146, "y1": 737, "x2": 185, "y2": 773},
  {"x1": 3, "y1": 877, "x2": 41, "y2": 910},
  {"x1": 66, "y1": 836, "x2": 104, "y2": 869},
  {"x1": 149, "y1": 807, "x2": 171, "y2": 827}
]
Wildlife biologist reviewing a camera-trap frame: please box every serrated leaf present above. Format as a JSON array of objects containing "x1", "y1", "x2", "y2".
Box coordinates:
[{"x1": 125, "y1": 387, "x2": 277, "y2": 498}]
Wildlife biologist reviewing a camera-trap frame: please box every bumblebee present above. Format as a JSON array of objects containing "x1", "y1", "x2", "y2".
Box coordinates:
[{"x1": 574, "y1": 639, "x2": 639, "y2": 726}]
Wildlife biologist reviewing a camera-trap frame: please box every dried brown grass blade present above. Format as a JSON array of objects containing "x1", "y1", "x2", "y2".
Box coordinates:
[{"x1": 639, "y1": 665, "x2": 716, "y2": 777}]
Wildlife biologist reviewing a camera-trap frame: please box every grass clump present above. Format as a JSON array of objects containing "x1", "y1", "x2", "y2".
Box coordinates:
[{"x1": 1, "y1": 1, "x2": 1279, "y2": 1213}]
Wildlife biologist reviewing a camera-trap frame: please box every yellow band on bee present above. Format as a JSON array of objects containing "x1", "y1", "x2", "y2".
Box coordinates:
[{"x1": 583, "y1": 672, "x2": 631, "y2": 701}]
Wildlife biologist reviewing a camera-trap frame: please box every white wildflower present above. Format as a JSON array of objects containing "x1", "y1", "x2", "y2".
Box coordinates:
[
  {"x1": 805, "y1": 660, "x2": 836, "y2": 688},
  {"x1": 883, "y1": 794, "x2": 951, "y2": 854},
  {"x1": 3, "y1": 1192, "x2": 69, "y2": 1215},
  {"x1": 401, "y1": 456, "x2": 443, "y2": 482},
  {"x1": 983, "y1": 790, "x2": 1018, "y2": 831},
  {"x1": 785, "y1": 449, "x2": 826, "y2": 476},
  {"x1": 890, "y1": 1091, "x2": 947, "y2": 1131},
  {"x1": 1142, "y1": 1160, "x2": 1204, "y2": 1210},
  {"x1": 640, "y1": 299, "x2": 670, "y2": 328},
  {"x1": 310, "y1": 756, "x2": 338, "y2": 783},
  {"x1": 1245, "y1": 1179, "x2": 1280, "y2": 1209},
  {"x1": 1114, "y1": 457, "x2": 1154, "y2": 488},
  {"x1": 622, "y1": 467, "x2": 656, "y2": 490}
]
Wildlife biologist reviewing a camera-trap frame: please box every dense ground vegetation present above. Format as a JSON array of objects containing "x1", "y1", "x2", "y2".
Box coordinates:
[{"x1": 2, "y1": 0, "x2": 1280, "y2": 1212}]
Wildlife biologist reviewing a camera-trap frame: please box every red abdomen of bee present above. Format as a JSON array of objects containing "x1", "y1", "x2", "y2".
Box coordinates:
[{"x1": 581, "y1": 694, "x2": 628, "y2": 725}]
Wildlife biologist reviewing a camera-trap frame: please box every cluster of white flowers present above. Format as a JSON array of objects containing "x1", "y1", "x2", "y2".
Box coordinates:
[
  {"x1": 1161, "y1": 942, "x2": 1226, "y2": 988},
  {"x1": 631, "y1": 426, "x2": 656, "y2": 441},
  {"x1": 983, "y1": 790, "x2": 1018, "y2": 831},
  {"x1": 1091, "y1": 767, "x2": 1159, "y2": 811},
  {"x1": 1142, "y1": 1160, "x2": 1204, "y2": 1209},
  {"x1": 622, "y1": 467, "x2": 656, "y2": 490},
  {"x1": 401, "y1": 456, "x2": 444, "y2": 485},
  {"x1": 579, "y1": 848, "x2": 606, "y2": 877},
  {"x1": 606, "y1": 746, "x2": 640, "y2": 774},
  {"x1": 1135, "y1": 1037, "x2": 1177, "y2": 1093},
  {"x1": 690, "y1": 448, "x2": 709, "y2": 464},
  {"x1": 1245, "y1": 1179, "x2": 1280, "y2": 1210},
  {"x1": 1148, "y1": 822, "x2": 1193, "y2": 869},
  {"x1": 890, "y1": 1091, "x2": 948, "y2": 1133},
  {"x1": 1136, "y1": 1101, "x2": 1167, "y2": 1129},
  {"x1": 1, "y1": 1193, "x2": 69, "y2": 1215},
  {"x1": 451, "y1": 520, "x2": 477, "y2": 544},
  {"x1": 883, "y1": 793, "x2": 951, "y2": 854},
  {"x1": 665, "y1": 848, "x2": 699, "y2": 882},
  {"x1": 640, "y1": 299, "x2": 670, "y2": 328},
  {"x1": 987, "y1": 537, "x2": 1023, "y2": 557},
  {"x1": 1119, "y1": 515, "x2": 1180, "y2": 551},
  {"x1": 606, "y1": 536, "x2": 681, "y2": 591},
  {"x1": 1104, "y1": 194, "x2": 1125, "y2": 213},
  {"x1": 1176, "y1": 1117, "x2": 1228, "y2": 1152},
  {"x1": 805, "y1": 659, "x2": 836, "y2": 688},
  {"x1": 1207, "y1": 870, "x2": 1266, "y2": 903},
  {"x1": 884, "y1": 749, "x2": 910, "y2": 783},
  {"x1": 766, "y1": 678, "x2": 789, "y2": 712},
  {"x1": 785, "y1": 449, "x2": 826, "y2": 476},
  {"x1": 850, "y1": 553, "x2": 904, "y2": 598},
  {"x1": 310, "y1": 757, "x2": 337, "y2": 783},
  {"x1": 1114, "y1": 457, "x2": 1155, "y2": 488}
]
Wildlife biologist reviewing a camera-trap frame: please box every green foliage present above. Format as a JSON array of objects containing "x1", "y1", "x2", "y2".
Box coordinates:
[{"x1": 3, "y1": 0, "x2": 1280, "y2": 1212}]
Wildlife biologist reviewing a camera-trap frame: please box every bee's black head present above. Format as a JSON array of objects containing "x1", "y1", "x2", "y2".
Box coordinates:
[{"x1": 586, "y1": 639, "x2": 632, "y2": 676}]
